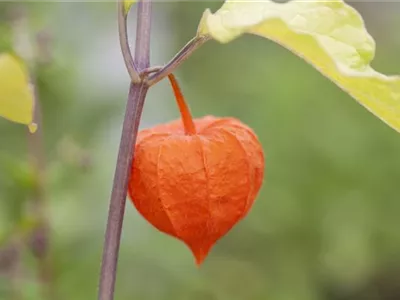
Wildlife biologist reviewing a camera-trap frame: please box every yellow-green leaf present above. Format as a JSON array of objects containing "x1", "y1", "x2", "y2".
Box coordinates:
[
  {"x1": 198, "y1": 0, "x2": 400, "y2": 133},
  {"x1": 0, "y1": 53, "x2": 34, "y2": 129},
  {"x1": 124, "y1": 0, "x2": 136, "y2": 15}
]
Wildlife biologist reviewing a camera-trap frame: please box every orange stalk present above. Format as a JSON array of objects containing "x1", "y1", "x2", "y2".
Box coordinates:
[{"x1": 167, "y1": 74, "x2": 196, "y2": 135}]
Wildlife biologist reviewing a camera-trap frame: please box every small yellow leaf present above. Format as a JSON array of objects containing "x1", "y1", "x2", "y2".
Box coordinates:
[
  {"x1": 124, "y1": 0, "x2": 136, "y2": 15},
  {"x1": 0, "y1": 53, "x2": 34, "y2": 127},
  {"x1": 198, "y1": 0, "x2": 400, "y2": 133}
]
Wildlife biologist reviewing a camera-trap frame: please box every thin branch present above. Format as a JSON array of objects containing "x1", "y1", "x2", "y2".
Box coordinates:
[
  {"x1": 98, "y1": 1, "x2": 152, "y2": 300},
  {"x1": 141, "y1": 65, "x2": 162, "y2": 76},
  {"x1": 0, "y1": 239, "x2": 22, "y2": 300},
  {"x1": 118, "y1": 0, "x2": 141, "y2": 83},
  {"x1": 10, "y1": 6, "x2": 54, "y2": 300},
  {"x1": 27, "y1": 80, "x2": 55, "y2": 300},
  {"x1": 147, "y1": 35, "x2": 210, "y2": 86}
]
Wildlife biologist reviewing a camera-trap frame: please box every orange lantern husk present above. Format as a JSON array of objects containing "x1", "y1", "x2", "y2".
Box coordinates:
[{"x1": 128, "y1": 74, "x2": 265, "y2": 265}]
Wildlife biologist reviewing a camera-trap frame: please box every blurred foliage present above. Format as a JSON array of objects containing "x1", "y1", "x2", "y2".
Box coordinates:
[{"x1": 0, "y1": 2, "x2": 400, "y2": 300}]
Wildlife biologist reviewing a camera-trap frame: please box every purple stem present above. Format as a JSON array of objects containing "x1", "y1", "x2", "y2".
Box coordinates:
[{"x1": 97, "y1": 1, "x2": 152, "y2": 300}]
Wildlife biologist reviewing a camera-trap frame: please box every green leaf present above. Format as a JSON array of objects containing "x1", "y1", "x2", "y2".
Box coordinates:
[
  {"x1": 0, "y1": 53, "x2": 35, "y2": 131},
  {"x1": 198, "y1": 0, "x2": 400, "y2": 133},
  {"x1": 124, "y1": 0, "x2": 136, "y2": 15}
]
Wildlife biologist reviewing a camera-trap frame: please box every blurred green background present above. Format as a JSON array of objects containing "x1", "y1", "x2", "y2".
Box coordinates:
[{"x1": 1, "y1": 1, "x2": 400, "y2": 300}]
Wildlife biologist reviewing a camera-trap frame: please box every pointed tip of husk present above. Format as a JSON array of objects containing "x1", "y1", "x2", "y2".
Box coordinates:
[
  {"x1": 194, "y1": 253, "x2": 207, "y2": 267},
  {"x1": 189, "y1": 243, "x2": 213, "y2": 266}
]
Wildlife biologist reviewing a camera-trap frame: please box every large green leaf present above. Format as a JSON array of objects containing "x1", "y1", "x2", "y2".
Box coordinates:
[
  {"x1": 198, "y1": 0, "x2": 400, "y2": 133},
  {"x1": 0, "y1": 53, "x2": 35, "y2": 132}
]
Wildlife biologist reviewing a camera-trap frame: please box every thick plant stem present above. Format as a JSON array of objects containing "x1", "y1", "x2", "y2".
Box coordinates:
[
  {"x1": 167, "y1": 74, "x2": 196, "y2": 135},
  {"x1": 98, "y1": 84, "x2": 148, "y2": 300},
  {"x1": 98, "y1": 1, "x2": 152, "y2": 300},
  {"x1": 134, "y1": 0, "x2": 152, "y2": 70}
]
